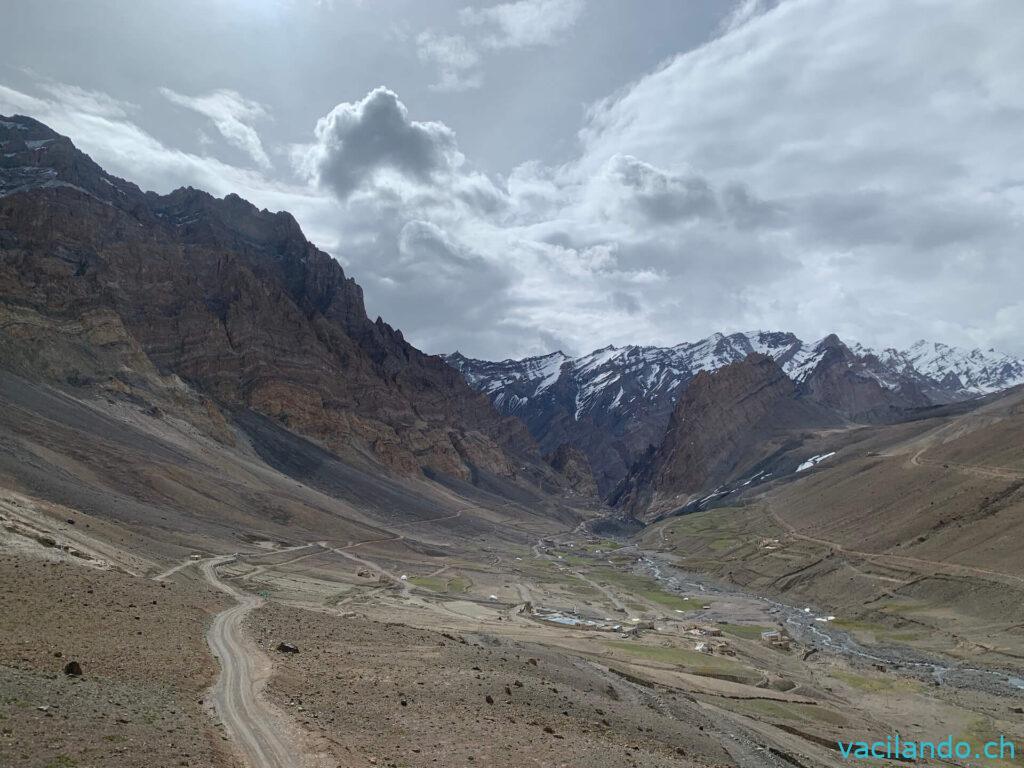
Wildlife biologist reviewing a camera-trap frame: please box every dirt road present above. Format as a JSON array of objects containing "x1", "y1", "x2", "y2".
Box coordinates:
[
  {"x1": 201, "y1": 556, "x2": 312, "y2": 768},
  {"x1": 765, "y1": 501, "x2": 1024, "y2": 587},
  {"x1": 152, "y1": 557, "x2": 203, "y2": 582}
]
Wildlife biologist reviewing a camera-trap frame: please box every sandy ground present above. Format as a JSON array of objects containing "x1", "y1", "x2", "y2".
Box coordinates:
[
  {"x1": 244, "y1": 602, "x2": 735, "y2": 768},
  {"x1": 0, "y1": 553, "x2": 234, "y2": 768},
  {"x1": 202, "y1": 556, "x2": 333, "y2": 768}
]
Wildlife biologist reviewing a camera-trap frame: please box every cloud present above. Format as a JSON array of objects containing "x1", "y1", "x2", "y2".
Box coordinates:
[
  {"x1": 415, "y1": 32, "x2": 483, "y2": 93},
  {"x1": 8, "y1": 0, "x2": 1024, "y2": 361},
  {"x1": 297, "y1": 87, "x2": 464, "y2": 199},
  {"x1": 459, "y1": 0, "x2": 584, "y2": 49},
  {"x1": 417, "y1": 0, "x2": 584, "y2": 91},
  {"x1": 38, "y1": 82, "x2": 137, "y2": 119},
  {"x1": 604, "y1": 154, "x2": 720, "y2": 224},
  {"x1": 610, "y1": 290, "x2": 641, "y2": 315},
  {"x1": 394, "y1": 0, "x2": 1024, "y2": 358},
  {"x1": 719, "y1": 0, "x2": 780, "y2": 33},
  {"x1": 160, "y1": 87, "x2": 271, "y2": 170},
  {"x1": 561, "y1": 0, "x2": 1024, "y2": 355}
]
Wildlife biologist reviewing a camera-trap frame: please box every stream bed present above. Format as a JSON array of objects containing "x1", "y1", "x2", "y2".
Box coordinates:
[{"x1": 639, "y1": 554, "x2": 1024, "y2": 698}]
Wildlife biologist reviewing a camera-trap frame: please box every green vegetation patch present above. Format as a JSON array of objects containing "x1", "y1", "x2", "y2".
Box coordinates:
[
  {"x1": 591, "y1": 568, "x2": 707, "y2": 612},
  {"x1": 708, "y1": 536, "x2": 744, "y2": 553},
  {"x1": 873, "y1": 599, "x2": 936, "y2": 617},
  {"x1": 959, "y1": 717, "x2": 1024, "y2": 767},
  {"x1": 830, "y1": 618, "x2": 888, "y2": 633},
  {"x1": 831, "y1": 671, "x2": 922, "y2": 694},
  {"x1": 578, "y1": 540, "x2": 624, "y2": 554},
  {"x1": 409, "y1": 575, "x2": 448, "y2": 591},
  {"x1": 551, "y1": 551, "x2": 591, "y2": 566},
  {"x1": 645, "y1": 508, "x2": 780, "y2": 559},
  {"x1": 719, "y1": 623, "x2": 771, "y2": 640},
  {"x1": 721, "y1": 698, "x2": 850, "y2": 727},
  {"x1": 655, "y1": 508, "x2": 748, "y2": 537},
  {"x1": 605, "y1": 641, "x2": 758, "y2": 684},
  {"x1": 409, "y1": 574, "x2": 472, "y2": 594}
]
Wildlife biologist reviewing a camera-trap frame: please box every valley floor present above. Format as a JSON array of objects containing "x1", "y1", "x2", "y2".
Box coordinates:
[
  {"x1": 6, "y1": 484, "x2": 1024, "y2": 768},
  {"x1": 4, "y1": 380, "x2": 1024, "y2": 767}
]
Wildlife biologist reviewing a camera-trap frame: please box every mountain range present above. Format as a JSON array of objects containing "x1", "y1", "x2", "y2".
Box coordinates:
[
  {"x1": 445, "y1": 331, "x2": 1024, "y2": 495},
  {"x1": 4, "y1": 111, "x2": 1023, "y2": 521}
]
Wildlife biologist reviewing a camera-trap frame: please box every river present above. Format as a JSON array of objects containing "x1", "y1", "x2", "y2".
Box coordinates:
[{"x1": 639, "y1": 553, "x2": 1024, "y2": 698}]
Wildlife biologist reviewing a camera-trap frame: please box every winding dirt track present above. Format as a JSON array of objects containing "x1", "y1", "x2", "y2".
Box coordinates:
[{"x1": 201, "y1": 556, "x2": 308, "y2": 768}]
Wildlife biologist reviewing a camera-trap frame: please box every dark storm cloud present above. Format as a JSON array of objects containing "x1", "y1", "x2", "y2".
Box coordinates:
[{"x1": 359, "y1": 219, "x2": 526, "y2": 353}]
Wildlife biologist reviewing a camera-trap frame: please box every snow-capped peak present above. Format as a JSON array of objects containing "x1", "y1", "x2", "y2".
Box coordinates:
[
  {"x1": 868, "y1": 340, "x2": 1024, "y2": 395},
  {"x1": 446, "y1": 331, "x2": 1024, "y2": 426}
]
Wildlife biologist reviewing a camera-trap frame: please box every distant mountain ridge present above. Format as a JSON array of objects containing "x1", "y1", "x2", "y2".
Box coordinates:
[{"x1": 445, "y1": 331, "x2": 1024, "y2": 495}]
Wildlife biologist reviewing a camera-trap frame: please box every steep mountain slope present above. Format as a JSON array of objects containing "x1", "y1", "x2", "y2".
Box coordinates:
[
  {"x1": 612, "y1": 354, "x2": 841, "y2": 519},
  {"x1": 446, "y1": 331, "x2": 806, "y2": 494},
  {"x1": 866, "y1": 340, "x2": 1024, "y2": 398},
  {"x1": 639, "y1": 383, "x2": 1024, "y2": 686},
  {"x1": 0, "y1": 114, "x2": 569, "y2": 495},
  {"x1": 794, "y1": 334, "x2": 932, "y2": 421},
  {"x1": 448, "y1": 332, "x2": 1024, "y2": 494}
]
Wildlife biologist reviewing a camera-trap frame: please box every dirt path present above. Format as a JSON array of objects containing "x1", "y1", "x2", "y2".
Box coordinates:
[
  {"x1": 200, "y1": 556, "x2": 315, "y2": 768},
  {"x1": 571, "y1": 570, "x2": 636, "y2": 618},
  {"x1": 152, "y1": 558, "x2": 201, "y2": 582},
  {"x1": 766, "y1": 503, "x2": 1024, "y2": 587},
  {"x1": 243, "y1": 549, "x2": 325, "y2": 583},
  {"x1": 321, "y1": 543, "x2": 411, "y2": 598},
  {"x1": 900, "y1": 411, "x2": 1022, "y2": 479},
  {"x1": 911, "y1": 450, "x2": 1024, "y2": 480}
]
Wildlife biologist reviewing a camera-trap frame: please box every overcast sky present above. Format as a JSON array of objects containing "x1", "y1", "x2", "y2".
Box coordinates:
[{"x1": 3, "y1": 0, "x2": 1023, "y2": 359}]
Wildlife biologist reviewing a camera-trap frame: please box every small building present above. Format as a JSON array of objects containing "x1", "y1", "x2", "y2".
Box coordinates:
[{"x1": 760, "y1": 629, "x2": 791, "y2": 650}]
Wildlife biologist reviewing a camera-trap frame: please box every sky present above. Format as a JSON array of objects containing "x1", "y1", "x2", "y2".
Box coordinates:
[{"x1": 2, "y1": 0, "x2": 1023, "y2": 360}]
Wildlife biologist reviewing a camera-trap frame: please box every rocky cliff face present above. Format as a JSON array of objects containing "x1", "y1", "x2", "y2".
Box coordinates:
[
  {"x1": 0, "y1": 115, "x2": 561, "y2": 490},
  {"x1": 612, "y1": 354, "x2": 840, "y2": 520},
  {"x1": 445, "y1": 332, "x2": 804, "y2": 495},
  {"x1": 545, "y1": 443, "x2": 598, "y2": 498},
  {"x1": 796, "y1": 335, "x2": 931, "y2": 422}
]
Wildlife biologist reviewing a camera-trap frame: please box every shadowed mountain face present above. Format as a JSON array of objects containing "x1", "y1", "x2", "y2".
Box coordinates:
[
  {"x1": 0, "y1": 115, "x2": 570, "y2": 494},
  {"x1": 444, "y1": 332, "x2": 807, "y2": 496},
  {"x1": 612, "y1": 354, "x2": 841, "y2": 519},
  {"x1": 447, "y1": 333, "x2": 1024, "y2": 497}
]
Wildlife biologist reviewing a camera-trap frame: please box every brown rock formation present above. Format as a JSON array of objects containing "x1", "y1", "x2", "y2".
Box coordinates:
[
  {"x1": 614, "y1": 354, "x2": 839, "y2": 519},
  {"x1": 0, "y1": 115, "x2": 557, "y2": 488},
  {"x1": 797, "y1": 335, "x2": 930, "y2": 422},
  {"x1": 545, "y1": 443, "x2": 598, "y2": 498}
]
